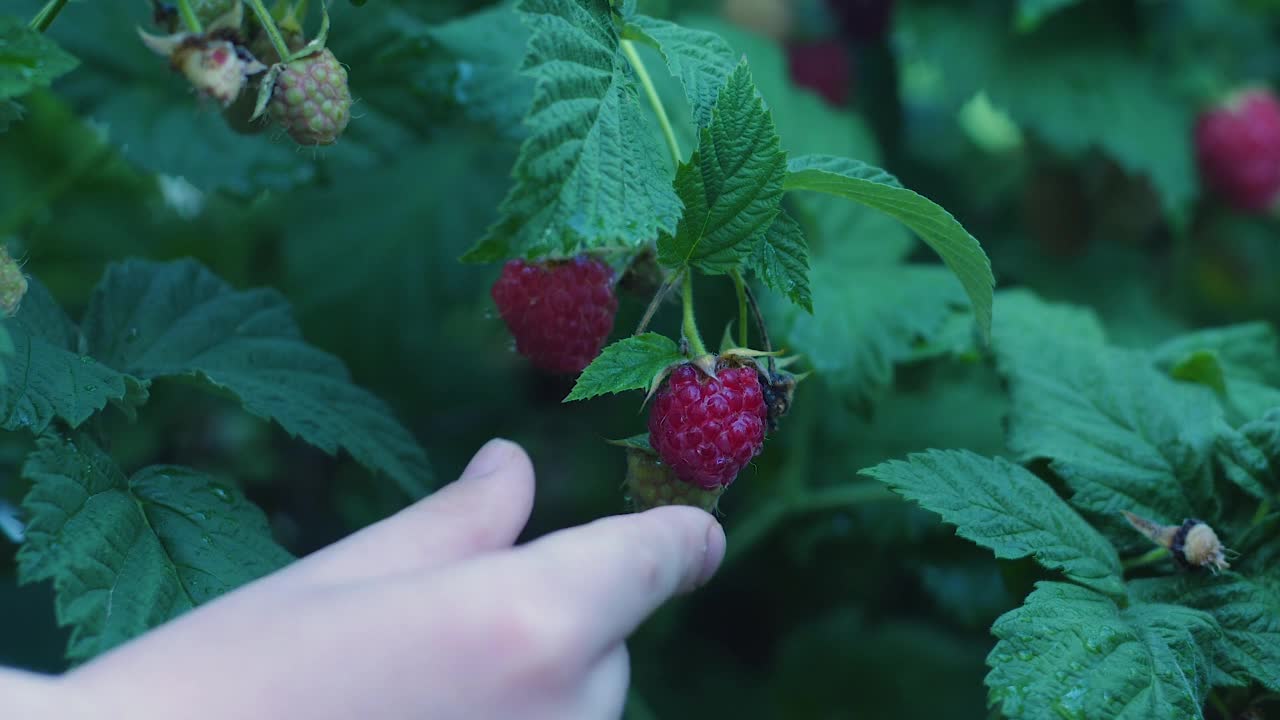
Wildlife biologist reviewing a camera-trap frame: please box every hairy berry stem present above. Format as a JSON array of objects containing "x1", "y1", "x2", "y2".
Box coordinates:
[
  {"x1": 175, "y1": 0, "x2": 204, "y2": 33},
  {"x1": 621, "y1": 39, "x2": 681, "y2": 167},
  {"x1": 731, "y1": 270, "x2": 748, "y2": 347},
  {"x1": 245, "y1": 0, "x2": 294, "y2": 63},
  {"x1": 1122, "y1": 546, "x2": 1170, "y2": 570},
  {"x1": 681, "y1": 270, "x2": 708, "y2": 357},
  {"x1": 27, "y1": 0, "x2": 68, "y2": 32}
]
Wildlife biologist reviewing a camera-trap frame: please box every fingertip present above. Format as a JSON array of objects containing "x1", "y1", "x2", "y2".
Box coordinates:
[
  {"x1": 635, "y1": 506, "x2": 725, "y2": 592},
  {"x1": 459, "y1": 438, "x2": 526, "y2": 481}
]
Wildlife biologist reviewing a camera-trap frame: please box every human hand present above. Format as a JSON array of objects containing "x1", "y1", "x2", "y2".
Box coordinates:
[{"x1": 50, "y1": 439, "x2": 725, "y2": 719}]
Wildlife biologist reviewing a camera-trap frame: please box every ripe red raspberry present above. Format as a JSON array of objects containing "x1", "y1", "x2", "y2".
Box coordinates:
[
  {"x1": 1195, "y1": 88, "x2": 1280, "y2": 213},
  {"x1": 787, "y1": 41, "x2": 853, "y2": 107},
  {"x1": 491, "y1": 255, "x2": 618, "y2": 375},
  {"x1": 269, "y1": 48, "x2": 351, "y2": 146},
  {"x1": 648, "y1": 364, "x2": 767, "y2": 490}
]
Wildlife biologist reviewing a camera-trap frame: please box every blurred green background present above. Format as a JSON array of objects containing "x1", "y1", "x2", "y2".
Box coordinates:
[{"x1": 3, "y1": 0, "x2": 1280, "y2": 717}]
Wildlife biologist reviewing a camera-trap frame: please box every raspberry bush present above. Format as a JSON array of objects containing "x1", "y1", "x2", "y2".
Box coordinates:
[{"x1": 4, "y1": 0, "x2": 1280, "y2": 718}]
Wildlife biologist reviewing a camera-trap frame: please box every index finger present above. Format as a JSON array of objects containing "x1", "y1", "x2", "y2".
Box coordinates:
[{"x1": 492, "y1": 506, "x2": 726, "y2": 653}]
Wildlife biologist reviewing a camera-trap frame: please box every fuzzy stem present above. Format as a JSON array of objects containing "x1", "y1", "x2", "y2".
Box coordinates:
[
  {"x1": 244, "y1": 0, "x2": 293, "y2": 62},
  {"x1": 634, "y1": 269, "x2": 680, "y2": 336},
  {"x1": 1123, "y1": 546, "x2": 1171, "y2": 571},
  {"x1": 620, "y1": 39, "x2": 681, "y2": 167},
  {"x1": 27, "y1": 0, "x2": 68, "y2": 32},
  {"x1": 731, "y1": 269, "x2": 748, "y2": 348},
  {"x1": 175, "y1": 0, "x2": 204, "y2": 33},
  {"x1": 680, "y1": 270, "x2": 708, "y2": 357}
]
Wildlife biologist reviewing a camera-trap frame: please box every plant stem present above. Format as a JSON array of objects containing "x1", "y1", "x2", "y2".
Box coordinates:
[
  {"x1": 731, "y1": 270, "x2": 748, "y2": 348},
  {"x1": 175, "y1": 0, "x2": 204, "y2": 33},
  {"x1": 620, "y1": 39, "x2": 681, "y2": 167},
  {"x1": 634, "y1": 269, "x2": 680, "y2": 336},
  {"x1": 27, "y1": 0, "x2": 68, "y2": 32},
  {"x1": 680, "y1": 270, "x2": 708, "y2": 357},
  {"x1": 245, "y1": 0, "x2": 293, "y2": 63},
  {"x1": 1123, "y1": 546, "x2": 1170, "y2": 571}
]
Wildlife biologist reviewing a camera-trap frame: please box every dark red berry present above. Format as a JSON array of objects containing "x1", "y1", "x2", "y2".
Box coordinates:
[
  {"x1": 648, "y1": 364, "x2": 767, "y2": 490},
  {"x1": 1195, "y1": 88, "x2": 1280, "y2": 213},
  {"x1": 491, "y1": 255, "x2": 618, "y2": 375},
  {"x1": 787, "y1": 41, "x2": 853, "y2": 107}
]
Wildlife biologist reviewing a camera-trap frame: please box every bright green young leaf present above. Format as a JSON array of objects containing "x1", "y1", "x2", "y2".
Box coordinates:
[
  {"x1": 987, "y1": 582, "x2": 1217, "y2": 720},
  {"x1": 862, "y1": 450, "x2": 1123, "y2": 596},
  {"x1": 767, "y1": 260, "x2": 965, "y2": 412},
  {"x1": 1, "y1": 279, "x2": 147, "y2": 433},
  {"x1": 17, "y1": 434, "x2": 292, "y2": 661},
  {"x1": 565, "y1": 333, "x2": 684, "y2": 402},
  {"x1": 1130, "y1": 574, "x2": 1280, "y2": 691},
  {"x1": 749, "y1": 209, "x2": 811, "y2": 312},
  {"x1": 657, "y1": 61, "x2": 786, "y2": 272},
  {"x1": 783, "y1": 155, "x2": 994, "y2": 340},
  {"x1": 1155, "y1": 323, "x2": 1280, "y2": 420},
  {"x1": 81, "y1": 259, "x2": 432, "y2": 499},
  {"x1": 464, "y1": 0, "x2": 680, "y2": 262},
  {"x1": 624, "y1": 15, "x2": 736, "y2": 128},
  {"x1": 0, "y1": 17, "x2": 78, "y2": 100}
]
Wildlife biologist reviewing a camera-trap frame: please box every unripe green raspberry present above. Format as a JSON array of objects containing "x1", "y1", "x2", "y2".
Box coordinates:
[
  {"x1": 0, "y1": 247, "x2": 28, "y2": 318},
  {"x1": 625, "y1": 447, "x2": 724, "y2": 512},
  {"x1": 269, "y1": 48, "x2": 351, "y2": 146}
]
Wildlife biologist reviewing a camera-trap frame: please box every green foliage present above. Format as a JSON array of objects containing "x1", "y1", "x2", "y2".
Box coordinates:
[
  {"x1": 987, "y1": 582, "x2": 1218, "y2": 720},
  {"x1": 465, "y1": 0, "x2": 680, "y2": 262},
  {"x1": 657, "y1": 61, "x2": 787, "y2": 273},
  {"x1": 1, "y1": 279, "x2": 147, "y2": 433},
  {"x1": 0, "y1": 16, "x2": 77, "y2": 103},
  {"x1": 18, "y1": 433, "x2": 292, "y2": 661},
  {"x1": 1014, "y1": 0, "x2": 1082, "y2": 31},
  {"x1": 624, "y1": 15, "x2": 736, "y2": 128},
  {"x1": 749, "y1": 210, "x2": 811, "y2": 313},
  {"x1": 862, "y1": 449, "x2": 1124, "y2": 596},
  {"x1": 783, "y1": 155, "x2": 995, "y2": 340},
  {"x1": 566, "y1": 333, "x2": 683, "y2": 401},
  {"x1": 81, "y1": 259, "x2": 432, "y2": 498}
]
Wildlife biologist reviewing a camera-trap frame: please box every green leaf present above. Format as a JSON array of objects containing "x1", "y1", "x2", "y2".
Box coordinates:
[
  {"x1": 565, "y1": 333, "x2": 683, "y2": 401},
  {"x1": 1214, "y1": 409, "x2": 1280, "y2": 500},
  {"x1": 80, "y1": 259, "x2": 432, "y2": 499},
  {"x1": 897, "y1": 7, "x2": 1196, "y2": 219},
  {"x1": 0, "y1": 16, "x2": 78, "y2": 100},
  {"x1": 993, "y1": 294, "x2": 1221, "y2": 534},
  {"x1": 1, "y1": 278, "x2": 147, "y2": 433},
  {"x1": 1155, "y1": 323, "x2": 1280, "y2": 420},
  {"x1": 1130, "y1": 574, "x2": 1280, "y2": 691},
  {"x1": 657, "y1": 61, "x2": 786, "y2": 272},
  {"x1": 783, "y1": 155, "x2": 994, "y2": 341},
  {"x1": 862, "y1": 450, "x2": 1123, "y2": 596},
  {"x1": 464, "y1": 0, "x2": 680, "y2": 262},
  {"x1": 749, "y1": 209, "x2": 811, "y2": 313},
  {"x1": 17, "y1": 434, "x2": 292, "y2": 661},
  {"x1": 624, "y1": 15, "x2": 736, "y2": 128},
  {"x1": 413, "y1": 2, "x2": 534, "y2": 138},
  {"x1": 987, "y1": 582, "x2": 1217, "y2": 720},
  {"x1": 767, "y1": 260, "x2": 965, "y2": 412},
  {"x1": 1015, "y1": 0, "x2": 1081, "y2": 31}
]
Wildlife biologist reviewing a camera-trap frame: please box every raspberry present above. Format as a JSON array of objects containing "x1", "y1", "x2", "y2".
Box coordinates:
[
  {"x1": 648, "y1": 364, "x2": 767, "y2": 490},
  {"x1": 491, "y1": 255, "x2": 618, "y2": 375},
  {"x1": 0, "y1": 247, "x2": 28, "y2": 318},
  {"x1": 269, "y1": 48, "x2": 351, "y2": 146},
  {"x1": 1195, "y1": 88, "x2": 1280, "y2": 213},
  {"x1": 625, "y1": 447, "x2": 724, "y2": 512},
  {"x1": 787, "y1": 41, "x2": 853, "y2": 107}
]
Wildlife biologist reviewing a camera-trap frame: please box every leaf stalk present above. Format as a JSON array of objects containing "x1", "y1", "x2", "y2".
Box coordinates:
[
  {"x1": 620, "y1": 38, "x2": 681, "y2": 167},
  {"x1": 27, "y1": 0, "x2": 69, "y2": 32},
  {"x1": 680, "y1": 270, "x2": 708, "y2": 357}
]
